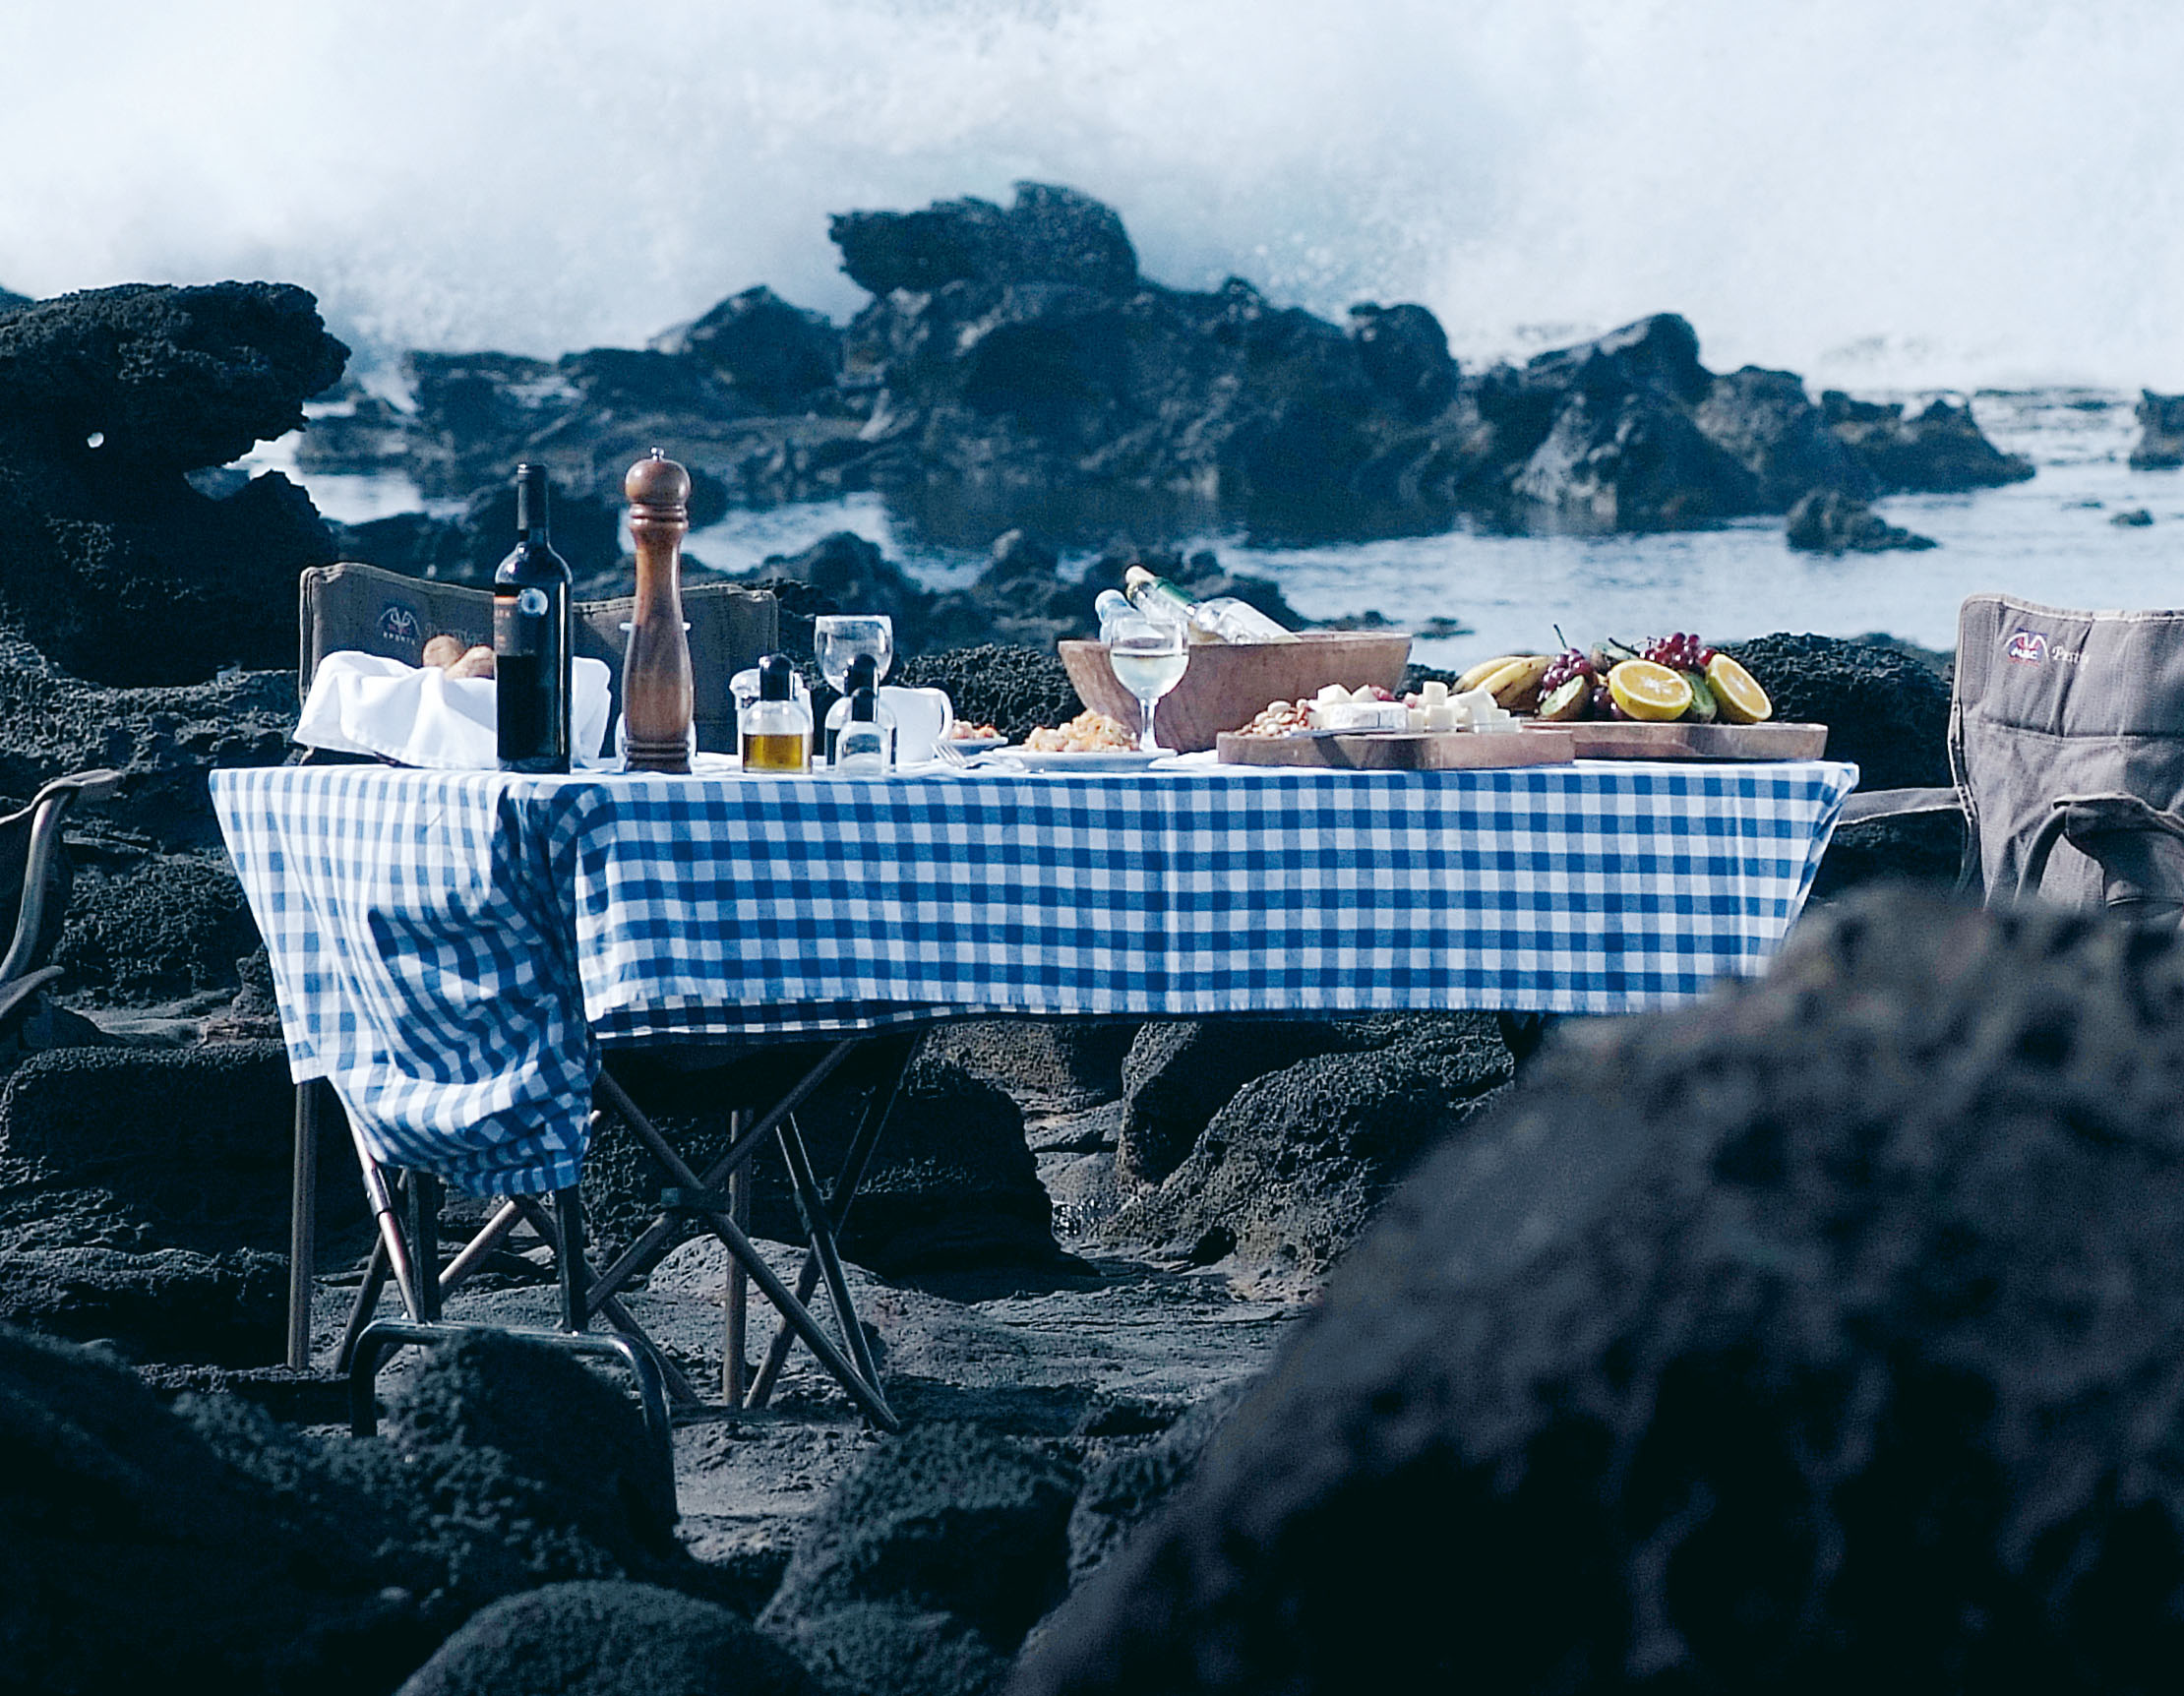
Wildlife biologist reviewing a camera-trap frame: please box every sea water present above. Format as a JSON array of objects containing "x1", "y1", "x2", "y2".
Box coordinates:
[{"x1": 273, "y1": 387, "x2": 2181, "y2": 674}]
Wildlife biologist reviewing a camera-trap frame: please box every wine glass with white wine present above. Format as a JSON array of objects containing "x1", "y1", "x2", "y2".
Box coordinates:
[{"x1": 1107, "y1": 613, "x2": 1188, "y2": 753}]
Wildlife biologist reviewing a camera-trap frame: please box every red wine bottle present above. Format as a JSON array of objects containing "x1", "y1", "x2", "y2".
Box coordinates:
[{"x1": 494, "y1": 463, "x2": 574, "y2": 772}]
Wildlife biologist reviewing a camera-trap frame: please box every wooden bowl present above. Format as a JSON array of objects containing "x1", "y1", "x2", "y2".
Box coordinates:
[{"x1": 1059, "y1": 632, "x2": 1414, "y2": 753}]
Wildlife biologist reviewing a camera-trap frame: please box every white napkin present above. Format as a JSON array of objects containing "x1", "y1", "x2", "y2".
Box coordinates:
[{"x1": 295, "y1": 651, "x2": 612, "y2": 769}]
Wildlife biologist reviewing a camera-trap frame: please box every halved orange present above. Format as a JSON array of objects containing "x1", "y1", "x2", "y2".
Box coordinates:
[
  {"x1": 1608, "y1": 659, "x2": 1692, "y2": 722},
  {"x1": 1704, "y1": 653, "x2": 1773, "y2": 724}
]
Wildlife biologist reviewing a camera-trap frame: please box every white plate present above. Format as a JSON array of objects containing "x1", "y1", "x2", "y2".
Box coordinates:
[
  {"x1": 946, "y1": 735, "x2": 1009, "y2": 754},
  {"x1": 1003, "y1": 747, "x2": 1171, "y2": 771}
]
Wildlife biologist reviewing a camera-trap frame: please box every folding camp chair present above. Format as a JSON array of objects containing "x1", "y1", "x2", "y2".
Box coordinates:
[
  {"x1": 1845, "y1": 594, "x2": 2184, "y2": 921},
  {"x1": 290, "y1": 562, "x2": 908, "y2": 1437}
]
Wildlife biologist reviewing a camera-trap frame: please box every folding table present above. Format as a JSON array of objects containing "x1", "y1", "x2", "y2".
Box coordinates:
[{"x1": 212, "y1": 753, "x2": 1856, "y2": 1424}]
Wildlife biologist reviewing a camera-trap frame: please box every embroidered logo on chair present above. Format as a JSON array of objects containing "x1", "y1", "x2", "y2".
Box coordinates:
[
  {"x1": 2006, "y1": 630, "x2": 2048, "y2": 665},
  {"x1": 378, "y1": 604, "x2": 423, "y2": 653}
]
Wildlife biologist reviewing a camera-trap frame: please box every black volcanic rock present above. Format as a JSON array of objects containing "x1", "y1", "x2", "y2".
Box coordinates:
[
  {"x1": 832, "y1": 183, "x2": 1139, "y2": 297},
  {"x1": 1785, "y1": 487, "x2": 1938, "y2": 553},
  {"x1": 1509, "y1": 375, "x2": 1762, "y2": 530},
  {"x1": 890, "y1": 643, "x2": 1079, "y2": 742},
  {"x1": 1118, "y1": 1019, "x2": 1357, "y2": 1186},
  {"x1": 1017, "y1": 888, "x2": 2184, "y2": 1695},
  {"x1": 398, "y1": 1581, "x2": 820, "y2": 1696},
  {"x1": 2130, "y1": 389, "x2": 2184, "y2": 470},
  {"x1": 0, "y1": 627, "x2": 293, "y2": 849},
  {"x1": 1821, "y1": 391, "x2": 2033, "y2": 492},
  {"x1": 1107, "y1": 1013, "x2": 1511, "y2": 1288},
  {"x1": 1697, "y1": 367, "x2": 1876, "y2": 509},
  {"x1": 1720, "y1": 632, "x2": 1952, "y2": 792},
  {"x1": 1347, "y1": 302, "x2": 1459, "y2": 419},
  {"x1": 0, "y1": 281, "x2": 346, "y2": 683},
  {"x1": 53, "y1": 851, "x2": 261, "y2": 1002},
  {"x1": 669, "y1": 284, "x2": 844, "y2": 411},
  {"x1": 760, "y1": 1422, "x2": 1079, "y2": 1657},
  {"x1": 315, "y1": 190, "x2": 2037, "y2": 546}
]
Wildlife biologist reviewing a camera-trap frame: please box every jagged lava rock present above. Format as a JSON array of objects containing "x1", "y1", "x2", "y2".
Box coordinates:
[
  {"x1": 0, "y1": 1042, "x2": 360, "y2": 1362},
  {"x1": 0, "y1": 629, "x2": 295, "y2": 849},
  {"x1": 1017, "y1": 888, "x2": 2184, "y2": 1695},
  {"x1": 785, "y1": 1603, "x2": 1013, "y2": 1696},
  {"x1": 921, "y1": 1019, "x2": 1138, "y2": 1116},
  {"x1": 660, "y1": 284, "x2": 845, "y2": 411},
  {"x1": 1117, "y1": 1019, "x2": 1360, "y2": 1186},
  {"x1": 1821, "y1": 390, "x2": 2033, "y2": 492},
  {"x1": 1785, "y1": 487, "x2": 1938, "y2": 553},
  {"x1": 0, "y1": 1042, "x2": 352, "y2": 1254},
  {"x1": 396, "y1": 1581, "x2": 821, "y2": 1696},
  {"x1": 1720, "y1": 632, "x2": 1951, "y2": 792},
  {"x1": 833, "y1": 183, "x2": 1140, "y2": 297},
  {"x1": 384, "y1": 1330, "x2": 678, "y2": 1562},
  {"x1": 0, "y1": 1325, "x2": 410, "y2": 1692},
  {"x1": 1065, "y1": 1380, "x2": 1251, "y2": 1585},
  {"x1": 891, "y1": 643, "x2": 1080, "y2": 742},
  {"x1": 0, "y1": 281, "x2": 347, "y2": 684},
  {"x1": 2129, "y1": 390, "x2": 2184, "y2": 469},
  {"x1": 53, "y1": 849, "x2": 262, "y2": 1001},
  {"x1": 1106, "y1": 1013, "x2": 1511, "y2": 1288},
  {"x1": 0, "y1": 1243, "x2": 284, "y2": 1364},
  {"x1": 759, "y1": 1422, "x2": 1079, "y2": 1653},
  {"x1": 1696, "y1": 367, "x2": 1876, "y2": 510}
]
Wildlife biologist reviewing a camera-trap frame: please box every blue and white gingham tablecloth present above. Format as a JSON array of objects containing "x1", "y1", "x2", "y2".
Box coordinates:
[{"x1": 211, "y1": 757, "x2": 1855, "y2": 1195}]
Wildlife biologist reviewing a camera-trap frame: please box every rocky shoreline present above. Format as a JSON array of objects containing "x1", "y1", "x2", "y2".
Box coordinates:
[
  {"x1": 11, "y1": 235, "x2": 2180, "y2": 1692},
  {"x1": 282, "y1": 184, "x2": 2042, "y2": 587}
]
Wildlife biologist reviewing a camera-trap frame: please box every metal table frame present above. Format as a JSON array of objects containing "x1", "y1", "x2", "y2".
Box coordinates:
[{"x1": 290, "y1": 1023, "x2": 925, "y2": 1431}]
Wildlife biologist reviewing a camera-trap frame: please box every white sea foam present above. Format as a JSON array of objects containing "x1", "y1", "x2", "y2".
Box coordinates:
[{"x1": 3, "y1": 0, "x2": 2178, "y2": 389}]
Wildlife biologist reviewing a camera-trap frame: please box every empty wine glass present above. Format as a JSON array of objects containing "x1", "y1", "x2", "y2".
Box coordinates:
[
  {"x1": 814, "y1": 615, "x2": 894, "y2": 695},
  {"x1": 1107, "y1": 613, "x2": 1188, "y2": 753}
]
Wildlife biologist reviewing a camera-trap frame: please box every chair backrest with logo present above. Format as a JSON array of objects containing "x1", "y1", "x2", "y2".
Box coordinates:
[
  {"x1": 297, "y1": 561, "x2": 778, "y2": 753},
  {"x1": 1951, "y1": 594, "x2": 2184, "y2": 913}
]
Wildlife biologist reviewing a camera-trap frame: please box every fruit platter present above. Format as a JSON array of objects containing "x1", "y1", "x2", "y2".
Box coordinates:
[{"x1": 1453, "y1": 632, "x2": 1828, "y2": 761}]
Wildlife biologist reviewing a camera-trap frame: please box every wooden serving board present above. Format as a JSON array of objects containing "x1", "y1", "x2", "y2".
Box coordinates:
[
  {"x1": 1217, "y1": 728, "x2": 1577, "y2": 769},
  {"x1": 1530, "y1": 719, "x2": 1830, "y2": 761}
]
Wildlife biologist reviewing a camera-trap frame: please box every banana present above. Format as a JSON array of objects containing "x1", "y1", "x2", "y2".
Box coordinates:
[
  {"x1": 1454, "y1": 653, "x2": 1527, "y2": 695},
  {"x1": 1484, "y1": 654, "x2": 1554, "y2": 711}
]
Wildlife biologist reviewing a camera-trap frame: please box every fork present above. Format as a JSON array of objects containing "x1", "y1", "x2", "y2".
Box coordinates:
[{"x1": 930, "y1": 737, "x2": 969, "y2": 768}]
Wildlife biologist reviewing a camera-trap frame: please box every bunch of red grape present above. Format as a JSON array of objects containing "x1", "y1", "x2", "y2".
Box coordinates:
[
  {"x1": 1539, "y1": 645, "x2": 1596, "y2": 695},
  {"x1": 1640, "y1": 633, "x2": 1716, "y2": 670}
]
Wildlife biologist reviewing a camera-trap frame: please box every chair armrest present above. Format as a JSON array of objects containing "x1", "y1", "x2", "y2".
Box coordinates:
[
  {"x1": 0, "y1": 768, "x2": 122, "y2": 987},
  {"x1": 1839, "y1": 787, "x2": 1964, "y2": 826}
]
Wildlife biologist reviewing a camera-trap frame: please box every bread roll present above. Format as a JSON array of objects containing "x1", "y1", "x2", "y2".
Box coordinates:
[
  {"x1": 445, "y1": 645, "x2": 496, "y2": 680},
  {"x1": 421, "y1": 635, "x2": 464, "y2": 670}
]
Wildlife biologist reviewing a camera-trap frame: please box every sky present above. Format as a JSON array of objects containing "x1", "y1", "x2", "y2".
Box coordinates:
[{"x1": 1, "y1": 0, "x2": 2178, "y2": 390}]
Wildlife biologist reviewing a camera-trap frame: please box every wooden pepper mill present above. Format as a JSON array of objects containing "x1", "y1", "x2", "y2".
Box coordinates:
[{"x1": 621, "y1": 449, "x2": 694, "y2": 773}]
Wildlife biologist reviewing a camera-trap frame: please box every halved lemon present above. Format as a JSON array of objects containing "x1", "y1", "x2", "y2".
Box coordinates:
[
  {"x1": 1704, "y1": 653, "x2": 1773, "y2": 724},
  {"x1": 1608, "y1": 659, "x2": 1692, "y2": 722}
]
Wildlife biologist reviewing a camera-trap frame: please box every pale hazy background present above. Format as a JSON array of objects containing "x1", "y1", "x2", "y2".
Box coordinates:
[{"x1": 2, "y1": 0, "x2": 2172, "y2": 389}]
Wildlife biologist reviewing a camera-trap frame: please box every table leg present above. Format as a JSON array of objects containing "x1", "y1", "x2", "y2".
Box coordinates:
[
  {"x1": 287, "y1": 1079, "x2": 322, "y2": 1369},
  {"x1": 509, "y1": 1192, "x2": 704, "y2": 1409},
  {"x1": 589, "y1": 1073, "x2": 896, "y2": 1429},
  {"x1": 748, "y1": 1039, "x2": 909, "y2": 1411},
  {"x1": 776, "y1": 1110, "x2": 884, "y2": 1400},
  {"x1": 407, "y1": 1173, "x2": 443, "y2": 1323},
  {"x1": 585, "y1": 1042, "x2": 859, "y2": 1306},
  {"x1": 724, "y1": 1110, "x2": 750, "y2": 1406}
]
